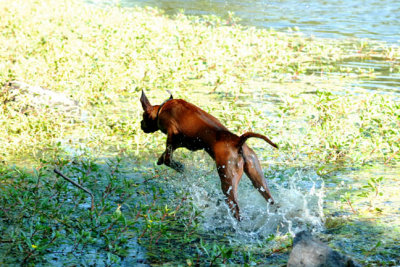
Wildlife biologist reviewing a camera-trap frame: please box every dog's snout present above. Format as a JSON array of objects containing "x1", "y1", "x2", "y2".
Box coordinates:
[
  {"x1": 141, "y1": 121, "x2": 149, "y2": 131},
  {"x1": 140, "y1": 120, "x2": 149, "y2": 132},
  {"x1": 140, "y1": 119, "x2": 157, "y2": 133}
]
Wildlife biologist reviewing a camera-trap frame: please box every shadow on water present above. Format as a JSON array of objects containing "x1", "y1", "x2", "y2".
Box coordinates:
[
  {"x1": 321, "y1": 165, "x2": 400, "y2": 264},
  {"x1": 320, "y1": 218, "x2": 400, "y2": 265}
]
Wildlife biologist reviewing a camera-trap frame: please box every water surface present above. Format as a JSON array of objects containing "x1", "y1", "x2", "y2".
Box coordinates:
[
  {"x1": 118, "y1": 0, "x2": 400, "y2": 43},
  {"x1": 90, "y1": 0, "x2": 400, "y2": 93}
]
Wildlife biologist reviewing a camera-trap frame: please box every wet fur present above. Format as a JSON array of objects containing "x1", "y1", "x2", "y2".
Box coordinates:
[{"x1": 140, "y1": 90, "x2": 277, "y2": 221}]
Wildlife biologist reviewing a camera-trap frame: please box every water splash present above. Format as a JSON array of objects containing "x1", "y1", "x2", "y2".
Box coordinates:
[{"x1": 172, "y1": 161, "x2": 325, "y2": 242}]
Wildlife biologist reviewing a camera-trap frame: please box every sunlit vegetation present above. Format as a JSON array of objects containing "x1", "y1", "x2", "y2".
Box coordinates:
[{"x1": 1, "y1": 0, "x2": 399, "y2": 265}]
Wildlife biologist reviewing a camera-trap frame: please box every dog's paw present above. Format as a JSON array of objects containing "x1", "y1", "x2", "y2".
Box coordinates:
[
  {"x1": 171, "y1": 161, "x2": 185, "y2": 173},
  {"x1": 157, "y1": 154, "x2": 165, "y2": 165}
]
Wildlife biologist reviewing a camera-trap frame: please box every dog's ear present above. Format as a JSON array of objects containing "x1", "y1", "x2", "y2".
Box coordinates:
[
  {"x1": 166, "y1": 90, "x2": 173, "y2": 100},
  {"x1": 140, "y1": 90, "x2": 152, "y2": 112}
]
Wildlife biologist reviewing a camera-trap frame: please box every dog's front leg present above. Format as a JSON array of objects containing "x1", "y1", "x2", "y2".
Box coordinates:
[{"x1": 157, "y1": 135, "x2": 185, "y2": 172}]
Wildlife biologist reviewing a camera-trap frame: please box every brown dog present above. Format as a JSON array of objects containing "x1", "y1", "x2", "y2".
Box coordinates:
[{"x1": 140, "y1": 90, "x2": 277, "y2": 221}]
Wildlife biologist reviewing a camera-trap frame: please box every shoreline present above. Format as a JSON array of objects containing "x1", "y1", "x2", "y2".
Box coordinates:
[{"x1": 1, "y1": 0, "x2": 399, "y2": 265}]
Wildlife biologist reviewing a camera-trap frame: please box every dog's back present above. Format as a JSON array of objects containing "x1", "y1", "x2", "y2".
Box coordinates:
[
  {"x1": 158, "y1": 99, "x2": 227, "y2": 131},
  {"x1": 157, "y1": 99, "x2": 237, "y2": 151}
]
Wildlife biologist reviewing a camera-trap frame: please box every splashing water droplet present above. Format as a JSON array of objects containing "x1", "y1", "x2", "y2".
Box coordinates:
[{"x1": 171, "y1": 158, "x2": 324, "y2": 243}]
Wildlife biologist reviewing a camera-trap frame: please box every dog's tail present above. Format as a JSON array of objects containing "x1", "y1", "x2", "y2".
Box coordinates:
[{"x1": 237, "y1": 132, "x2": 278, "y2": 150}]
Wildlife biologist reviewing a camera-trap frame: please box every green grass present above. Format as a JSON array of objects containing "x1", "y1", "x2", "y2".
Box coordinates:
[
  {"x1": 1, "y1": 0, "x2": 399, "y2": 166},
  {"x1": 1, "y1": 0, "x2": 400, "y2": 265}
]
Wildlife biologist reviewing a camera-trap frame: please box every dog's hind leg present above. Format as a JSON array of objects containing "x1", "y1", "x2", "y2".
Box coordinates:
[
  {"x1": 215, "y1": 149, "x2": 245, "y2": 221},
  {"x1": 242, "y1": 144, "x2": 274, "y2": 205}
]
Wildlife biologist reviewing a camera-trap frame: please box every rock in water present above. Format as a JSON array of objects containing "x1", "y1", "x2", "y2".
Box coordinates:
[{"x1": 287, "y1": 230, "x2": 360, "y2": 267}]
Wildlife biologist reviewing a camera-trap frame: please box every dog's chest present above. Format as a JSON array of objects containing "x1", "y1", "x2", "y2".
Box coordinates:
[{"x1": 177, "y1": 134, "x2": 206, "y2": 151}]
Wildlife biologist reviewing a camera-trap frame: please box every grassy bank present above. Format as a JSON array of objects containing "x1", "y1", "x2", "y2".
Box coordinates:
[{"x1": 1, "y1": 0, "x2": 400, "y2": 265}]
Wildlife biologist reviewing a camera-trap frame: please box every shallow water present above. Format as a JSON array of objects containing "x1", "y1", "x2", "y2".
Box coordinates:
[
  {"x1": 322, "y1": 164, "x2": 400, "y2": 264},
  {"x1": 96, "y1": 0, "x2": 400, "y2": 43},
  {"x1": 44, "y1": 79, "x2": 398, "y2": 264},
  {"x1": 152, "y1": 153, "x2": 324, "y2": 241},
  {"x1": 51, "y1": 84, "x2": 400, "y2": 264},
  {"x1": 339, "y1": 56, "x2": 400, "y2": 94},
  {"x1": 90, "y1": 0, "x2": 400, "y2": 94},
  {"x1": 60, "y1": 138, "x2": 325, "y2": 240}
]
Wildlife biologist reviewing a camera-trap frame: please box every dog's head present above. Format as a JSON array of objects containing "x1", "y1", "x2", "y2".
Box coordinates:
[{"x1": 140, "y1": 90, "x2": 173, "y2": 133}]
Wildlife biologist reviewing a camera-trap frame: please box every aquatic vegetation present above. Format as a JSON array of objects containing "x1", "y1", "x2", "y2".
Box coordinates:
[{"x1": 0, "y1": 0, "x2": 399, "y2": 265}]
